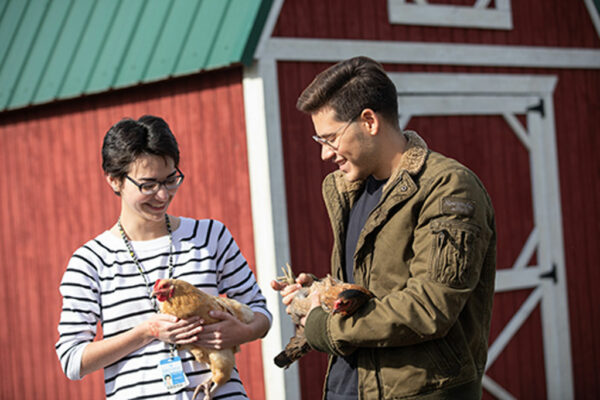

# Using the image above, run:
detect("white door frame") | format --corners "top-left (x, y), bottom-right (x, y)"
top-left (386, 0), bottom-right (513, 30)
top-left (389, 72), bottom-right (573, 400)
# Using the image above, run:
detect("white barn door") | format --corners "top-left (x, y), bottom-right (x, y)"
top-left (390, 73), bottom-right (573, 400)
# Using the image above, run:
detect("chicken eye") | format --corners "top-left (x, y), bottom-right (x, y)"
top-left (154, 279), bottom-right (167, 291)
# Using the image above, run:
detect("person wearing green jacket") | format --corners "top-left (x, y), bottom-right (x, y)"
top-left (272, 56), bottom-right (496, 399)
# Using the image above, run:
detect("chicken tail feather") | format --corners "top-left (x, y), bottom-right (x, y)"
top-left (274, 337), bottom-right (312, 368)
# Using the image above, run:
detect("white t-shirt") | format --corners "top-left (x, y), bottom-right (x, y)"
top-left (56, 217), bottom-right (271, 399)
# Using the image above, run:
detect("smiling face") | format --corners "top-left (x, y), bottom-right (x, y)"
top-left (311, 107), bottom-right (380, 183)
top-left (107, 154), bottom-right (179, 228)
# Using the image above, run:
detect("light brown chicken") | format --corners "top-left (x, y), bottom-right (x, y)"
top-left (274, 264), bottom-right (374, 368)
top-left (151, 278), bottom-right (254, 400)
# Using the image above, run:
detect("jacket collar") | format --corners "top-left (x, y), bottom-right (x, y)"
top-left (382, 130), bottom-right (428, 192)
top-left (330, 130), bottom-right (429, 195)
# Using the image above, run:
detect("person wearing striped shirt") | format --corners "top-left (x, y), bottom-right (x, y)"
top-left (56, 115), bottom-right (271, 399)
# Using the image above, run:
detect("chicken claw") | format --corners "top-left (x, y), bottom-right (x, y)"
top-left (192, 379), bottom-right (215, 400)
top-left (276, 263), bottom-right (295, 285)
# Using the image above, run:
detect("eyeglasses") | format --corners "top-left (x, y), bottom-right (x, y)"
top-left (312, 112), bottom-right (361, 151)
top-left (125, 168), bottom-right (185, 195)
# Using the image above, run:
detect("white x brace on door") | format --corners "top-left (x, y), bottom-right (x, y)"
top-left (388, 73), bottom-right (573, 400)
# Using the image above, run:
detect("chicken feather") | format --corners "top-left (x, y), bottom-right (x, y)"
top-left (152, 278), bottom-right (254, 400)
top-left (274, 264), bottom-right (374, 368)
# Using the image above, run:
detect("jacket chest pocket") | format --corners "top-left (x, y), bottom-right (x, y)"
top-left (429, 220), bottom-right (481, 289)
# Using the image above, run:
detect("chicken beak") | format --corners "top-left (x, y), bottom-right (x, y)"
top-left (151, 279), bottom-right (160, 297)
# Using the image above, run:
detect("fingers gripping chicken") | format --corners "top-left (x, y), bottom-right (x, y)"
top-left (274, 264), bottom-right (374, 368)
top-left (151, 279), bottom-right (254, 400)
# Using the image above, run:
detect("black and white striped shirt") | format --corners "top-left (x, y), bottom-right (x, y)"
top-left (56, 217), bottom-right (271, 399)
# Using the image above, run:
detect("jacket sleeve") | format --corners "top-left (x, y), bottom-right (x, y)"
top-left (305, 167), bottom-right (495, 356)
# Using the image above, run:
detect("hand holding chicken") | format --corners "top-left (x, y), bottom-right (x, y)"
top-left (271, 264), bottom-right (374, 368)
top-left (151, 279), bottom-right (254, 400)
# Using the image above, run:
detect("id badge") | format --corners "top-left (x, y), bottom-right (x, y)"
top-left (158, 355), bottom-right (189, 394)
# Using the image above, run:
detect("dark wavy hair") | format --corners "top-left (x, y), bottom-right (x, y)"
top-left (101, 115), bottom-right (180, 180)
top-left (296, 56), bottom-right (399, 127)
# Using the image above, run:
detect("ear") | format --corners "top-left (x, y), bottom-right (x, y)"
top-left (359, 108), bottom-right (380, 136)
top-left (106, 174), bottom-right (123, 195)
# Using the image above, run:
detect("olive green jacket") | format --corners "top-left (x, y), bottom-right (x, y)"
top-left (305, 131), bottom-right (496, 399)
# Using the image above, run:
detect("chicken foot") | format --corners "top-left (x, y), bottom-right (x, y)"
top-left (191, 379), bottom-right (216, 400)
top-left (276, 263), bottom-right (296, 285)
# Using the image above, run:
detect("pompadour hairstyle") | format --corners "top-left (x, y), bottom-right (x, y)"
top-left (296, 56), bottom-right (399, 126)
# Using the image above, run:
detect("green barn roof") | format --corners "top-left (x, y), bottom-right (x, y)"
top-left (0, 0), bottom-right (272, 111)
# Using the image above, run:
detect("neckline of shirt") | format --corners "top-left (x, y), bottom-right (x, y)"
top-left (101, 217), bottom-right (193, 251)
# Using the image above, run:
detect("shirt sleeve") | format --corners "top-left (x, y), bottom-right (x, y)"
top-left (213, 222), bottom-right (272, 325)
top-left (55, 248), bottom-right (102, 380)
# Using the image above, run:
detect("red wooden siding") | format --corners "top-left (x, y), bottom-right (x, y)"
top-left (273, 0), bottom-right (600, 49)
top-left (0, 67), bottom-right (266, 400)
top-left (277, 57), bottom-right (600, 399)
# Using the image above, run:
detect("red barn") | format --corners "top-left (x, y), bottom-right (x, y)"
top-left (0, 1), bottom-right (598, 399)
